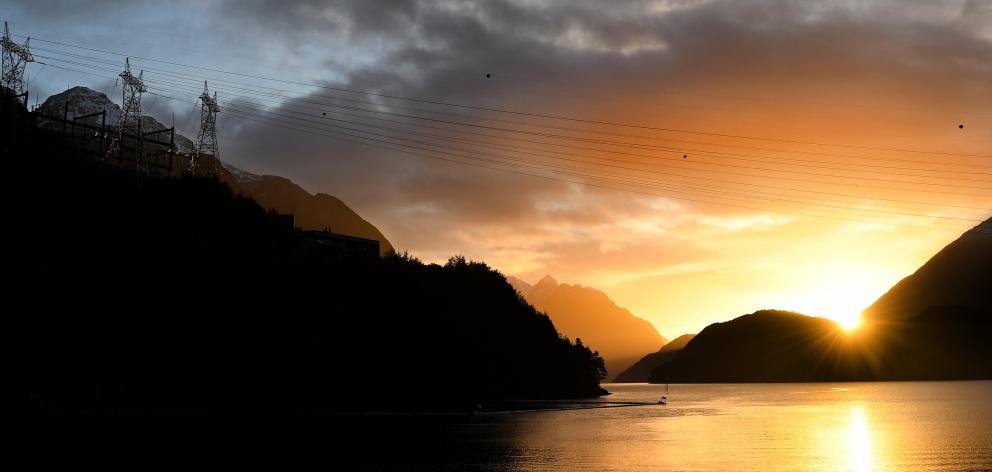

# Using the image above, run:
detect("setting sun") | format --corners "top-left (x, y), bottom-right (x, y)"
top-left (833, 312), bottom-right (863, 332)
top-left (762, 278), bottom-right (881, 335)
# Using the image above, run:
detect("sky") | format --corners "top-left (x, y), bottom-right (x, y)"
top-left (7, 0), bottom-right (991, 337)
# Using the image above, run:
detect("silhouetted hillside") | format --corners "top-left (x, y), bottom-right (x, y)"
top-left (508, 275), bottom-right (667, 380)
top-left (854, 217), bottom-right (992, 379)
top-left (863, 306), bottom-right (992, 379)
top-left (614, 334), bottom-right (695, 383)
top-left (864, 218), bottom-right (991, 321)
top-left (8, 111), bottom-right (606, 417)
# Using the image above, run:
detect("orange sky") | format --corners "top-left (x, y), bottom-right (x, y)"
top-left (471, 80), bottom-right (991, 336)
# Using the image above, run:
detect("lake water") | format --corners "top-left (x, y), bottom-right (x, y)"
top-left (341, 382), bottom-right (992, 471)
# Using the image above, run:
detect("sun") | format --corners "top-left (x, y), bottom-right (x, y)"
top-left (793, 301), bottom-right (865, 332)
top-left (785, 284), bottom-right (873, 333)
top-left (833, 312), bottom-right (862, 332)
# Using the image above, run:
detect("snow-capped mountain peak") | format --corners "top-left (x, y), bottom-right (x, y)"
top-left (38, 86), bottom-right (122, 123)
top-left (222, 162), bottom-right (262, 184)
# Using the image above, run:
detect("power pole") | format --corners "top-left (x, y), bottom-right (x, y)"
top-left (191, 81), bottom-right (219, 175)
top-left (1, 21), bottom-right (35, 99)
top-left (105, 58), bottom-right (146, 164)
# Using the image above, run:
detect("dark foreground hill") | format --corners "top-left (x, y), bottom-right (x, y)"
top-left (855, 218), bottom-right (991, 379)
top-left (614, 334), bottom-right (694, 383)
top-left (7, 108), bottom-right (606, 417)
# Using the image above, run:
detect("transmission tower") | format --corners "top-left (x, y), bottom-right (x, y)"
top-left (191, 81), bottom-right (219, 174)
top-left (1, 21), bottom-right (35, 96)
top-left (105, 58), bottom-right (146, 162)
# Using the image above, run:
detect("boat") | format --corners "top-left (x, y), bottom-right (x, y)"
top-left (658, 382), bottom-right (669, 405)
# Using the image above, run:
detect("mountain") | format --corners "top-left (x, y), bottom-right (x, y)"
top-left (37, 86), bottom-right (393, 255)
top-left (648, 310), bottom-right (871, 383)
top-left (509, 275), bottom-right (667, 381)
top-left (863, 217), bottom-right (992, 322)
top-left (865, 305), bottom-right (991, 379)
top-left (38, 86), bottom-right (122, 123)
top-left (224, 164), bottom-right (394, 256)
top-left (505, 274), bottom-right (532, 295)
top-left (614, 334), bottom-right (695, 383)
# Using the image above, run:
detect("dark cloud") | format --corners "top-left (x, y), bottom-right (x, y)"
top-left (216, 1), bottom-right (990, 261)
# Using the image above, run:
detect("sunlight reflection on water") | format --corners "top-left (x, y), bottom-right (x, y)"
top-left (338, 382), bottom-right (992, 471)
top-left (489, 382), bottom-right (992, 471)
top-left (848, 404), bottom-right (873, 472)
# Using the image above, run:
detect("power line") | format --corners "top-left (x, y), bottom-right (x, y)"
top-left (143, 87), bottom-right (986, 224)
top-left (31, 46), bottom-right (992, 172)
top-left (142, 80), bottom-right (992, 201)
top-left (40, 59), bottom-right (992, 207)
top-left (33, 54), bottom-right (992, 192)
top-left (134, 69), bottom-right (992, 179)
top-left (29, 52), bottom-right (990, 230)
top-left (17, 33), bottom-right (992, 159)
top-left (143, 80), bottom-right (992, 194)
top-left (216, 109), bottom-right (983, 232)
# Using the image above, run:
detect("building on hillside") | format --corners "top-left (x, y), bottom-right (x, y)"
top-left (299, 228), bottom-right (380, 258)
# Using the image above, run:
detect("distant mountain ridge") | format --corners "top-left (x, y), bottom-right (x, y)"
top-left (37, 86), bottom-right (393, 255)
top-left (507, 275), bottom-right (667, 381)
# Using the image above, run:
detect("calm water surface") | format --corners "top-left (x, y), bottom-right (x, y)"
top-left (351, 382), bottom-right (992, 471)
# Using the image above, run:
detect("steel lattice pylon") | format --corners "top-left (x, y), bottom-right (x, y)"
top-left (105, 58), bottom-right (146, 162)
top-left (1, 21), bottom-right (34, 96)
top-left (191, 81), bottom-right (220, 174)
